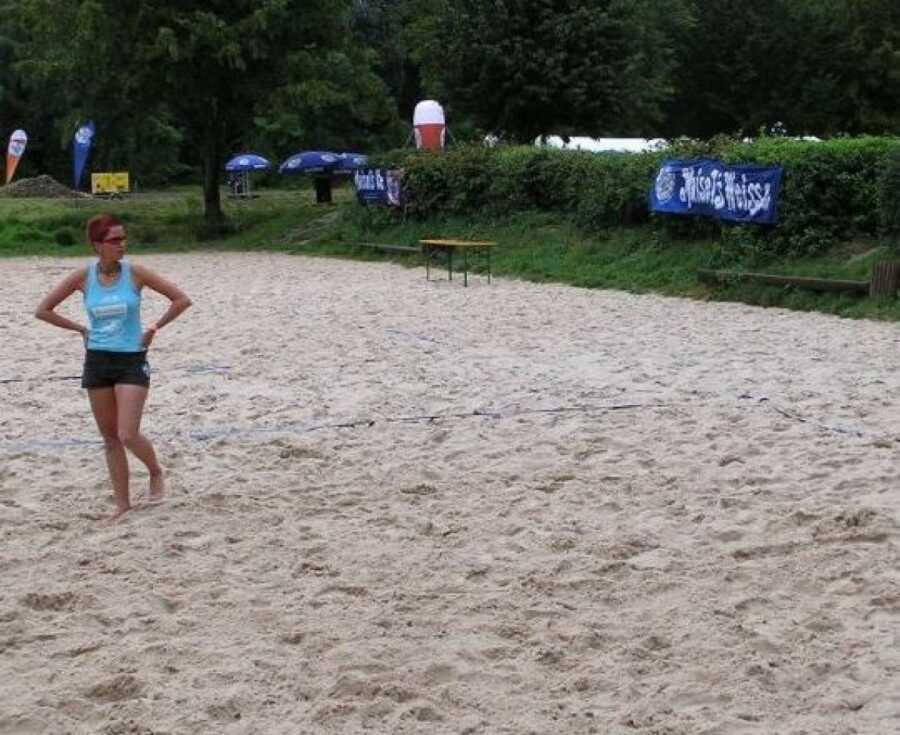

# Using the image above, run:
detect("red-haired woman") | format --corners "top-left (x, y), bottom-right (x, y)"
top-left (35, 214), bottom-right (192, 522)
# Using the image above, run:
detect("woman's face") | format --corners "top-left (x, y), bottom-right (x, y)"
top-left (94, 224), bottom-right (126, 260)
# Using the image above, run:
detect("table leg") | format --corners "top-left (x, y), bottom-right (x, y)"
top-left (464, 249), bottom-right (468, 287)
top-left (488, 247), bottom-right (492, 284)
top-left (448, 249), bottom-right (453, 281)
top-left (425, 245), bottom-right (430, 281)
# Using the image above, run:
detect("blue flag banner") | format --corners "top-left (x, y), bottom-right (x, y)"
top-left (650, 159), bottom-right (783, 224)
top-left (73, 121), bottom-right (95, 190)
top-left (354, 168), bottom-right (403, 207)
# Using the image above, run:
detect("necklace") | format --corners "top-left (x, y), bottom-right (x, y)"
top-left (99, 264), bottom-right (120, 277)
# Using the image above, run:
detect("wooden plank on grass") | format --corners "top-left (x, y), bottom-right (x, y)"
top-left (356, 242), bottom-right (420, 253)
top-left (697, 269), bottom-right (870, 295)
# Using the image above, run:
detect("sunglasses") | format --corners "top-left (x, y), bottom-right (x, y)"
top-left (101, 236), bottom-right (127, 245)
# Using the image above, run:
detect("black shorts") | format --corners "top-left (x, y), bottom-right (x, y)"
top-left (82, 350), bottom-right (151, 389)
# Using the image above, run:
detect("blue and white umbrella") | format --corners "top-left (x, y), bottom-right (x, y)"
top-left (225, 153), bottom-right (271, 172)
top-left (278, 151), bottom-right (342, 175)
top-left (332, 152), bottom-right (369, 175)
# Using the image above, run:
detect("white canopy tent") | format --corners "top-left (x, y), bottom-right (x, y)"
top-left (535, 136), bottom-right (668, 153)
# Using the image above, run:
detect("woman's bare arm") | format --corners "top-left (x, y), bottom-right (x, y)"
top-left (34, 268), bottom-right (88, 335)
top-left (131, 264), bottom-right (192, 345)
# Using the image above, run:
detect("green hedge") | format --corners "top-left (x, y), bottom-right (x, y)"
top-left (717, 136), bottom-right (900, 255)
top-left (879, 145), bottom-right (900, 243)
top-left (383, 136), bottom-right (900, 256)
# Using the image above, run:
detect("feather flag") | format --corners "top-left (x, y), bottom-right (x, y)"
top-left (73, 121), bottom-right (95, 190)
top-left (5, 129), bottom-right (28, 185)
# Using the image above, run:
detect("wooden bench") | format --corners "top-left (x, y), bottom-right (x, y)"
top-left (697, 269), bottom-right (869, 294)
top-left (419, 239), bottom-right (497, 287)
top-left (699, 261), bottom-right (900, 298)
top-left (355, 242), bottom-right (420, 254)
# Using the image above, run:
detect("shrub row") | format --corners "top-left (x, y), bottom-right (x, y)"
top-left (382, 136), bottom-right (900, 256)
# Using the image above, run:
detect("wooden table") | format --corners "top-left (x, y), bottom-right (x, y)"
top-left (419, 239), bottom-right (497, 287)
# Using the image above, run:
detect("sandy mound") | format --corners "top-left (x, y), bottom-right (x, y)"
top-left (0, 174), bottom-right (88, 198)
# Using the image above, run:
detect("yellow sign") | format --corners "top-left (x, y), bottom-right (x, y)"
top-left (91, 172), bottom-right (130, 194)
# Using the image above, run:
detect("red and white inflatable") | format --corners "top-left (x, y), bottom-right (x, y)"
top-left (413, 100), bottom-right (446, 151)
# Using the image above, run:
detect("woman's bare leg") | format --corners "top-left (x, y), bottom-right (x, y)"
top-left (88, 388), bottom-right (131, 521)
top-left (115, 383), bottom-right (164, 500)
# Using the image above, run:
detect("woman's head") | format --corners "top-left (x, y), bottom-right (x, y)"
top-left (86, 214), bottom-right (126, 258)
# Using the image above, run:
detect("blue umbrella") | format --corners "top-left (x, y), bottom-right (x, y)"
top-left (278, 151), bottom-right (341, 175)
top-left (225, 153), bottom-right (271, 172)
top-left (224, 153), bottom-right (271, 197)
top-left (332, 152), bottom-right (369, 175)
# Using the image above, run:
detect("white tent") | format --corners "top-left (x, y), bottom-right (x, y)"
top-left (535, 136), bottom-right (668, 153)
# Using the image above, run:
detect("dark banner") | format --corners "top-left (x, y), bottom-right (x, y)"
top-left (649, 159), bottom-right (783, 224)
top-left (73, 121), bottom-right (95, 191)
top-left (354, 168), bottom-right (402, 207)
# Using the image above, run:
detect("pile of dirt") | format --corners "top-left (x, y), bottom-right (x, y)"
top-left (0, 175), bottom-right (89, 198)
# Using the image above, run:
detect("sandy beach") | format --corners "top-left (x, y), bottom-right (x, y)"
top-left (1, 252), bottom-right (898, 734)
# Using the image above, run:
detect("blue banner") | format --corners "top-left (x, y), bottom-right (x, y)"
top-left (354, 168), bottom-right (403, 207)
top-left (650, 159), bottom-right (783, 224)
top-left (73, 121), bottom-right (95, 190)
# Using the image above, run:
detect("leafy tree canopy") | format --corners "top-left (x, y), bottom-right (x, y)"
top-left (430, 0), bottom-right (693, 142)
top-left (665, 0), bottom-right (900, 138)
top-left (17, 0), bottom-right (399, 226)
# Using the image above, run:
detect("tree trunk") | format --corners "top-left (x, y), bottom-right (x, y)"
top-left (314, 176), bottom-right (333, 204)
top-left (202, 124), bottom-right (225, 233)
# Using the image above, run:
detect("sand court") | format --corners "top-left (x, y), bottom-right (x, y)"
top-left (1, 252), bottom-right (898, 734)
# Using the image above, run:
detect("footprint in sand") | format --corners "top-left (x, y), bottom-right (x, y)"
top-left (85, 674), bottom-right (142, 703)
top-left (20, 591), bottom-right (78, 612)
top-left (205, 697), bottom-right (244, 722)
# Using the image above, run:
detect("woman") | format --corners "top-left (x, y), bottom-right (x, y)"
top-left (35, 214), bottom-right (192, 522)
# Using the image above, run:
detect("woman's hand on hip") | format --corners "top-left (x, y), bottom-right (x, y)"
top-left (141, 324), bottom-right (159, 348)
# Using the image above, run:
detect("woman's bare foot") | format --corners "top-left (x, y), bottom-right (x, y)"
top-left (148, 471), bottom-right (165, 503)
top-left (101, 504), bottom-right (133, 525)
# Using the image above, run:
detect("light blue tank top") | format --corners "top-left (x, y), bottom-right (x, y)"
top-left (83, 260), bottom-right (144, 352)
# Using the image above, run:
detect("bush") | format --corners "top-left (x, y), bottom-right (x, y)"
top-left (718, 136), bottom-right (898, 255)
top-left (139, 228), bottom-right (159, 245)
top-left (386, 136), bottom-right (900, 257)
top-left (18, 226), bottom-right (47, 243)
top-left (401, 145), bottom-right (501, 218)
top-left (396, 143), bottom-right (665, 226)
top-left (53, 228), bottom-right (77, 246)
top-left (574, 151), bottom-right (665, 230)
top-left (878, 145), bottom-right (900, 241)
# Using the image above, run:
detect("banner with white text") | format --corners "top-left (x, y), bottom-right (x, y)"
top-left (649, 159), bottom-right (783, 225)
top-left (354, 169), bottom-right (403, 207)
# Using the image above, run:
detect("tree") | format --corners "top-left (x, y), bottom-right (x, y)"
top-left (254, 45), bottom-right (405, 156)
top-left (663, 0), bottom-right (795, 137)
top-left (0, 0), bottom-right (45, 179)
top-left (0, 1), bottom-right (24, 136)
top-left (815, 0), bottom-right (900, 134)
top-left (18, 0), bottom-right (393, 228)
top-left (350, 0), bottom-right (444, 123)
top-left (663, 0), bottom-right (900, 138)
top-left (430, 0), bottom-right (693, 142)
